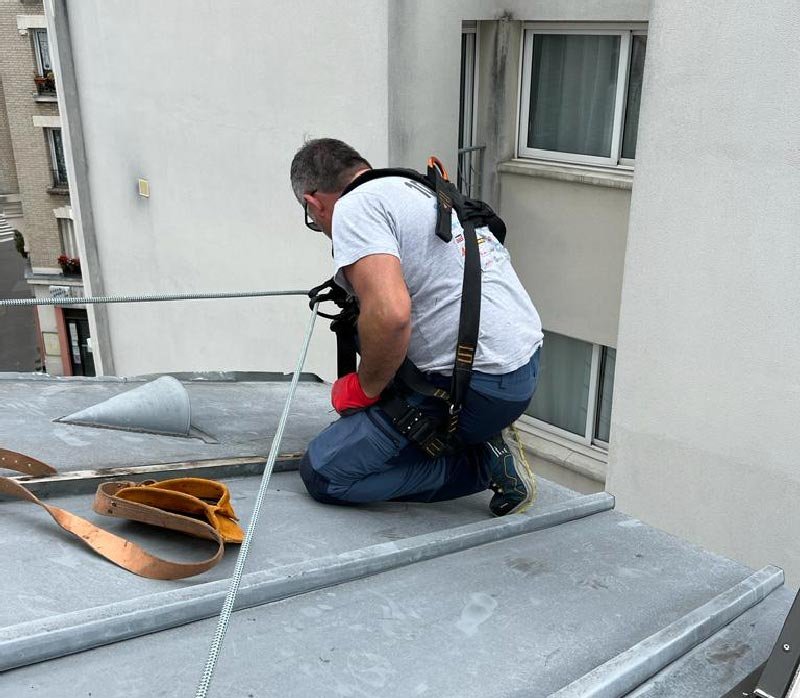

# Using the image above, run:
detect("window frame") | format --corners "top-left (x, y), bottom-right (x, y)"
top-left (58, 216), bottom-right (78, 259)
top-left (459, 24), bottom-right (478, 150)
top-left (517, 22), bottom-right (646, 168)
top-left (32, 28), bottom-right (51, 76)
top-left (46, 128), bottom-right (68, 187)
top-left (520, 340), bottom-right (615, 449)
top-left (617, 29), bottom-right (647, 167)
top-left (458, 24), bottom-right (482, 198)
top-left (592, 345), bottom-right (616, 448)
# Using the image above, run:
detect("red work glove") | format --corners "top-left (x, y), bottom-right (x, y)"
top-left (331, 372), bottom-right (381, 416)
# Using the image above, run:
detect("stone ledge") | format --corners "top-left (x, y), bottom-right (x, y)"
top-left (499, 158), bottom-right (634, 190)
top-left (514, 419), bottom-right (607, 485)
top-left (25, 271), bottom-right (83, 286)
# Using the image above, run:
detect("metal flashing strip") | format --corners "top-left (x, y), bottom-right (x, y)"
top-left (0, 492), bottom-right (613, 671)
top-left (550, 565), bottom-right (785, 698)
top-left (0, 371), bottom-right (322, 383)
top-left (0, 454), bottom-right (303, 499)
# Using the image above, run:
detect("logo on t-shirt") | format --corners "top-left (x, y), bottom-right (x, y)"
top-left (404, 180), bottom-right (434, 199)
top-left (454, 226), bottom-right (507, 269)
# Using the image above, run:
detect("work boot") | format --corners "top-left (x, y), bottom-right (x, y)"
top-left (485, 429), bottom-right (536, 517)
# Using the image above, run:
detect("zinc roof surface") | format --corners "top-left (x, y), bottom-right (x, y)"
top-left (0, 374), bottom-right (792, 697)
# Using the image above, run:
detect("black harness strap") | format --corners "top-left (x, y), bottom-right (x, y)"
top-left (448, 214), bottom-right (481, 434)
top-left (341, 166), bottom-right (456, 244)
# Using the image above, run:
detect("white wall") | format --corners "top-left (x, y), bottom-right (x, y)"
top-left (54, 0), bottom-right (391, 380)
top-left (501, 174), bottom-right (631, 348)
top-left (608, 1), bottom-right (800, 583)
top-left (50, 0), bottom-right (651, 379)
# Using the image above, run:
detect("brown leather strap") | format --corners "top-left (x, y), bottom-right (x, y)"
top-left (0, 454), bottom-right (229, 580)
top-left (0, 448), bottom-right (57, 477)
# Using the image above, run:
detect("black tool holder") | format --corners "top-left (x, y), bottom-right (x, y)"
top-left (307, 277), bottom-right (359, 378)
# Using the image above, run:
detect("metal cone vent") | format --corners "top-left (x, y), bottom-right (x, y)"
top-left (58, 376), bottom-right (192, 437)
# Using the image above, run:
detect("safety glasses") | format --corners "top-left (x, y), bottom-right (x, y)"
top-left (303, 194), bottom-right (322, 233)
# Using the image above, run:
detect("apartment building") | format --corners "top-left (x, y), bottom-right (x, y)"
top-left (46, 1), bottom-right (800, 583)
top-left (0, 0), bottom-right (93, 376)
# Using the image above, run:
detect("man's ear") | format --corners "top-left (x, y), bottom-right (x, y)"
top-left (304, 192), bottom-right (327, 216)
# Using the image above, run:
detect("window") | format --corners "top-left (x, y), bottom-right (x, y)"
top-left (32, 29), bottom-right (56, 96)
top-left (458, 27), bottom-right (477, 151)
top-left (457, 24), bottom-right (483, 199)
top-left (47, 129), bottom-right (68, 188)
top-left (58, 217), bottom-right (78, 258)
top-left (524, 331), bottom-right (617, 447)
top-left (518, 25), bottom-right (647, 167)
top-left (594, 346), bottom-right (616, 443)
top-left (33, 29), bottom-right (51, 75)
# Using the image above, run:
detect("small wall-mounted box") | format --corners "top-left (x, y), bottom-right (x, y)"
top-left (138, 179), bottom-right (150, 198)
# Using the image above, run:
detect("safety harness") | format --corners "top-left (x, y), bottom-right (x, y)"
top-left (310, 158), bottom-right (507, 458)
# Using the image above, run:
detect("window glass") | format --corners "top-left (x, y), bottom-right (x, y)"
top-left (594, 346), bottom-right (616, 442)
top-left (526, 331), bottom-right (593, 436)
top-left (621, 35), bottom-right (647, 160)
top-left (34, 30), bottom-right (51, 73)
top-left (50, 129), bottom-right (68, 185)
top-left (458, 32), bottom-right (476, 150)
top-left (527, 34), bottom-right (620, 158)
top-left (59, 218), bottom-right (77, 258)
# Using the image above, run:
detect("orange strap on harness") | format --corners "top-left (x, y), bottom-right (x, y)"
top-left (427, 155), bottom-right (449, 181)
top-left (0, 448), bottom-right (243, 580)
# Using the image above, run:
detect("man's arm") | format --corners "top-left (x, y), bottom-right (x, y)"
top-left (343, 253), bottom-right (411, 397)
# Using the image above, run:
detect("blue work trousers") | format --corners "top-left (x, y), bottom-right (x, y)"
top-left (299, 350), bottom-right (540, 504)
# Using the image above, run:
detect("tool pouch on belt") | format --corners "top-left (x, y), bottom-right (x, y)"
top-left (0, 447), bottom-right (244, 580)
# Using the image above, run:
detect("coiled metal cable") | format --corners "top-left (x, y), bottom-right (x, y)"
top-left (195, 304), bottom-right (319, 698)
top-left (0, 289), bottom-right (309, 307)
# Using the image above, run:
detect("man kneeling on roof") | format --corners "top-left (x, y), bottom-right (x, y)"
top-left (290, 138), bottom-right (543, 517)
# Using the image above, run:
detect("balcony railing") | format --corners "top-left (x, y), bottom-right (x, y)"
top-left (457, 145), bottom-right (485, 200)
top-left (34, 73), bottom-right (56, 96)
top-left (51, 168), bottom-right (69, 190)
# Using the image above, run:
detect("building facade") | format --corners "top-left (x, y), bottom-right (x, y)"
top-left (0, 0), bottom-right (93, 376)
top-left (46, 0), bottom-right (800, 583)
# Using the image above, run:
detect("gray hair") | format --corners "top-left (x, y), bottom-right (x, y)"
top-left (290, 138), bottom-right (371, 203)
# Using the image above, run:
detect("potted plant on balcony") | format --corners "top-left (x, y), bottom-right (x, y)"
top-left (33, 70), bottom-right (56, 95)
top-left (58, 255), bottom-right (81, 276)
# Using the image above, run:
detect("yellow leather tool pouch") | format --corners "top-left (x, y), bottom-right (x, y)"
top-left (100, 478), bottom-right (245, 544)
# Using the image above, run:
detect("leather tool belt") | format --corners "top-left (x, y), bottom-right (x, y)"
top-left (0, 447), bottom-right (244, 579)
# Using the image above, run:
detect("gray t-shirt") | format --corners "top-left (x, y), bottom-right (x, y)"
top-left (332, 176), bottom-right (543, 375)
